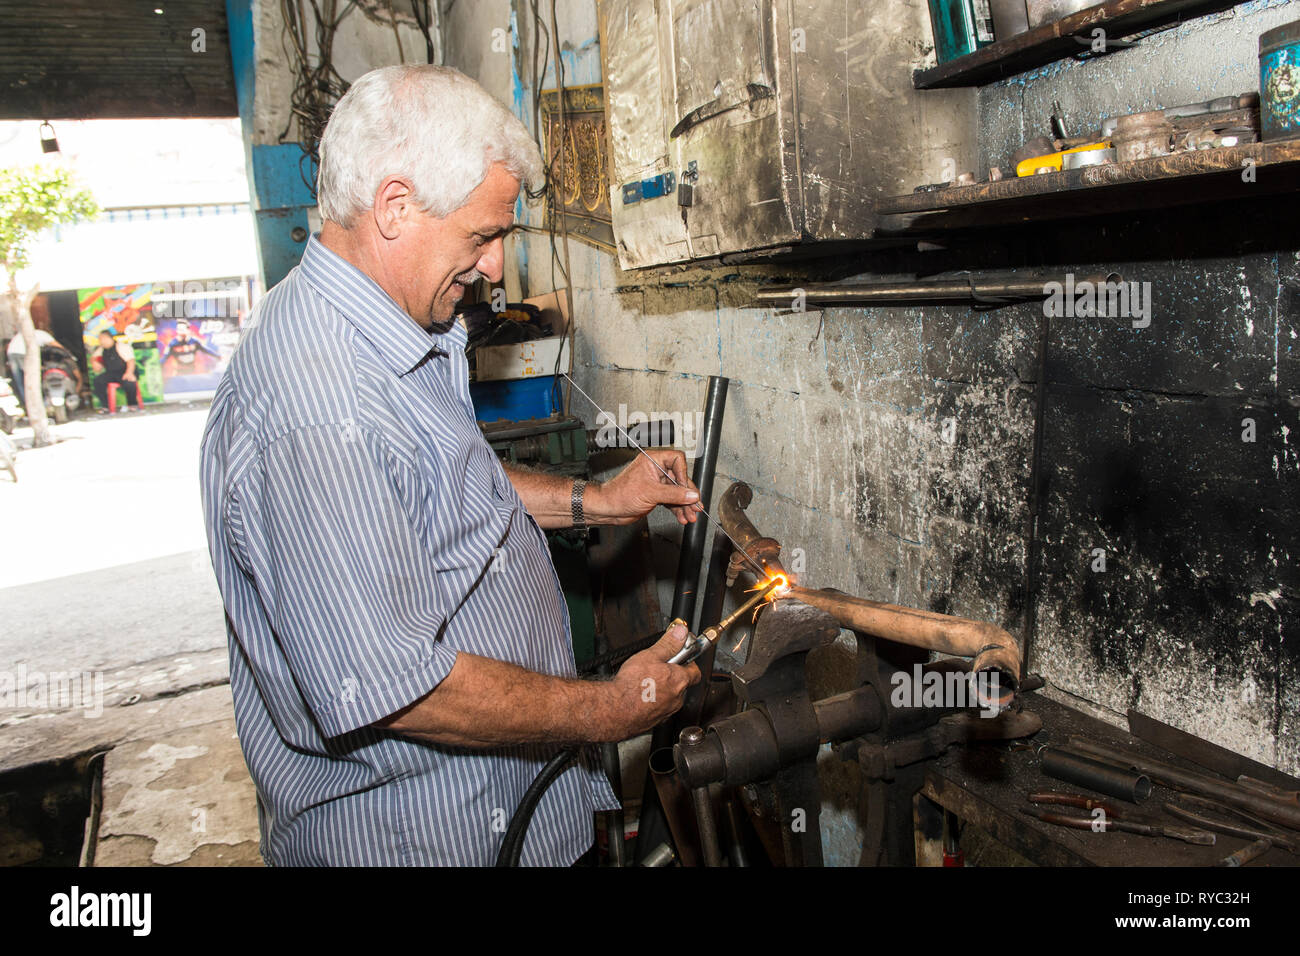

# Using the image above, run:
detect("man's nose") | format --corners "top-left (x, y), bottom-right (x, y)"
top-left (476, 236), bottom-right (506, 283)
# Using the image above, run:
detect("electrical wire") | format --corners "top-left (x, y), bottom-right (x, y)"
top-left (279, 0), bottom-right (358, 197)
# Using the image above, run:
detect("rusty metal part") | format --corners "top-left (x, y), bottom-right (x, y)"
top-left (713, 480), bottom-right (1020, 702)
top-left (1041, 747), bottom-right (1153, 803)
top-left (1237, 777), bottom-right (1300, 806)
top-left (648, 746), bottom-right (700, 868)
top-left (1067, 736), bottom-right (1300, 831)
top-left (716, 482), bottom-right (786, 585)
top-left (753, 274), bottom-right (1117, 308)
top-left (1218, 838), bottom-right (1273, 867)
top-left (1020, 805), bottom-right (1216, 845)
top-left (1029, 790), bottom-right (1122, 816)
top-left (1164, 796), bottom-right (1300, 854)
top-left (782, 585), bottom-right (1021, 704)
top-left (1126, 708), bottom-right (1300, 794)
top-left (1112, 110), bottom-right (1173, 163)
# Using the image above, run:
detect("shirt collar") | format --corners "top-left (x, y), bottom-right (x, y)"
top-left (297, 234), bottom-right (467, 376)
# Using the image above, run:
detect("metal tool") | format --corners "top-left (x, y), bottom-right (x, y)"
top-left (1126, 709), bottom-right (1300, 794)
top-left (1067, 735), bottom-right (1300, 831)
top-left (1021, 804), bottom-right (1217, 845)
top-left (1015, 141), bottom-right (1113, 176)
top-left (667, 581), bottom-right (781, 665)
top-left (1164, 794), bottom-right (1300, 854)
top-left (561, 372), bottom-right (770, 582)
top-left (1219, 838), bottom-right (1273, 867)
top-left (1041, 746), bottom-right (1152, 803)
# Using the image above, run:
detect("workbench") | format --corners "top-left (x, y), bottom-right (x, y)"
top-left (919, 693), bottom-right (1299, 867)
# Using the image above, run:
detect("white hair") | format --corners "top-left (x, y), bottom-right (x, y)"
top-left (317, 65), bottom-right (543, 227)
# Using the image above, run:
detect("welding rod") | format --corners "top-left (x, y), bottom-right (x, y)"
top-left (560, 372), bottom-right (769, 582)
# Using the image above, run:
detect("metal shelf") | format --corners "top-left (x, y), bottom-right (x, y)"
top-left (875, 140), bottom-right (1300, 232)
top-left (913, 0), bottom-right (1243, 89)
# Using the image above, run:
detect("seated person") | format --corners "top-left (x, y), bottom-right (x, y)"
top-left (91, 330), bottom-right (139, 410)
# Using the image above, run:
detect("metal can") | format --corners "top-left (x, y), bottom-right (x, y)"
top-left (1260, 19), bottom-right (1300, 141)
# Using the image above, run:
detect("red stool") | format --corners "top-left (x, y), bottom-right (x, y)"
top-left (106, 382), bottom-right (144, 413)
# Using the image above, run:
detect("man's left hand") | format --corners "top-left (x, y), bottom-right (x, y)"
top-left (587, 450), bottom-right (702, 526)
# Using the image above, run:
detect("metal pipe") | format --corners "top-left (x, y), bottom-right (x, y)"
top-left (679, 728), bottom-right (724, 871)
top-left (754, 274), bottom-right (1122, 307)
top-left (713, 480), bottom-right (1019, 705)
top-left (648, 747), bottom-right (701, 867)
top-left (1041, 747), bottom-right (1153, 803)
top-left (784, 586), bottom-right (1021, 706)
top-left (691, 784), bottom-right (723, 867)
top-left (637, 377), bottom-right (729, 865)
top-left (722, 795), bottom-right (750, 867)
top-left (640, 842), bottom-right (676, 867)
top-left (1068, 736), bottom-right (1300, 831)
top-left (671, 376), bottom-right (728, 624)
top-left (592, 629), bottom-right (627, 867)
top-left (716, 482), bottom-right (786, 583)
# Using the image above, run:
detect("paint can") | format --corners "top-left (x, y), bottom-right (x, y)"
top-left (1260, 19), bottom-right (1300, 141)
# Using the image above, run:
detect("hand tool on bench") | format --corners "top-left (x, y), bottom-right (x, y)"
top-left (1067, 735), bottom-right (1300, 831)
top-left (1164, 794), bottom-right (1300, 855)
top-left (1022, 796), bottom-right (1217, 845)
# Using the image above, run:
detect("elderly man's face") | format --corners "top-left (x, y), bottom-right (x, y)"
top-left (399, 163), bottom-right (519, 327)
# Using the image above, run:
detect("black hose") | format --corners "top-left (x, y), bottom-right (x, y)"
top-left (495, 622), bottom-right (688, 866)
top-left (495, 746), bottom-right (579, 867)
top-left (576, 629), bottom-right (661, 676)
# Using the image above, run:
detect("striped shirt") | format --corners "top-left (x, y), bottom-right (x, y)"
top-left (200, 235), bottom-right (617, 866)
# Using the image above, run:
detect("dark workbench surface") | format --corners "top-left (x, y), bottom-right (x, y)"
top-left (923, 693), bottom-right (1299, 867)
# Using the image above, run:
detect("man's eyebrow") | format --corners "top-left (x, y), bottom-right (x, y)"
top-left (477, 222), bottom-right (518, 238)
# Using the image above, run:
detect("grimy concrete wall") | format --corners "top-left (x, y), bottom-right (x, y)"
top-left (448, 0), bottom-right (1299, 861)
top-left (477, 0), bottom-right (1297, 756)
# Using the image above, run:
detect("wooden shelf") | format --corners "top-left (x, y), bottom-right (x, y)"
top-left (914, 0), bottom-right (1243, 89)
top-left (875, 140), bottom-right (1300, 232)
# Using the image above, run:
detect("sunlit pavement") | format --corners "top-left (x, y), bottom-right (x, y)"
top-left (1, 403), bottom-right (227, 679)
top-left (0, 404), bottom-right (255, 865)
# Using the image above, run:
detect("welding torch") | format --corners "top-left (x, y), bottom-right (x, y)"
top-left (667, 579), bottom-right (784, 666)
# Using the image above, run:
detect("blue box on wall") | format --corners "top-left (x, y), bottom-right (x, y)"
top-left (470, 376), bottom-right (561, 424)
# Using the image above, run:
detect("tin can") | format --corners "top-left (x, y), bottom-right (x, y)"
top-left (1260, 19), bottom-right (1300, 141)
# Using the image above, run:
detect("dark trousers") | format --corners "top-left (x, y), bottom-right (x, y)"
top-left (8, 359), bottom-right (25, 410)
top-left (94, 372), bottom-right (138, 408)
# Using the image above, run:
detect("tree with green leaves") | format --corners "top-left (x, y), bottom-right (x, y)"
top-left (0, 165), bottom-right (98, 446)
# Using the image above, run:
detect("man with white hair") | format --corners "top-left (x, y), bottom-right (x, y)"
top-left (201, 66), bottom-right (702, 865)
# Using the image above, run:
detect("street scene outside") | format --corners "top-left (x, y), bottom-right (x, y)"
top-left (1, 117), bottom-right (261, 865)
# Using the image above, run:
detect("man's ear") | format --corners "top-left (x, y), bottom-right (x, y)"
top-left (372, 176), bottom-right (414, 239)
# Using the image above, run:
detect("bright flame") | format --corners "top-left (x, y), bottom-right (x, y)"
top-left (750, 572), bottom-right (789, 601)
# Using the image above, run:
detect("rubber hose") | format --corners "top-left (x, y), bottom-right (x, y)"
top-left (495, 745), bottom-right (579, 867)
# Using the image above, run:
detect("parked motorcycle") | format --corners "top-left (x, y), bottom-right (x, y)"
top-left (40, 345), bottom-right (83, 424)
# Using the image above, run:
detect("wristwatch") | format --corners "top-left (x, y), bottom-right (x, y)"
top-left (571, 478), bottom-right (588, 530)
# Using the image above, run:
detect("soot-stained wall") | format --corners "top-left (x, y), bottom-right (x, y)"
top-left (450, 0), bottom-right (1299, 813)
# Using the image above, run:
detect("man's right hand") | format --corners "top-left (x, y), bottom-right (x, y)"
top-left (600, 622), bottom-right (702, 739)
